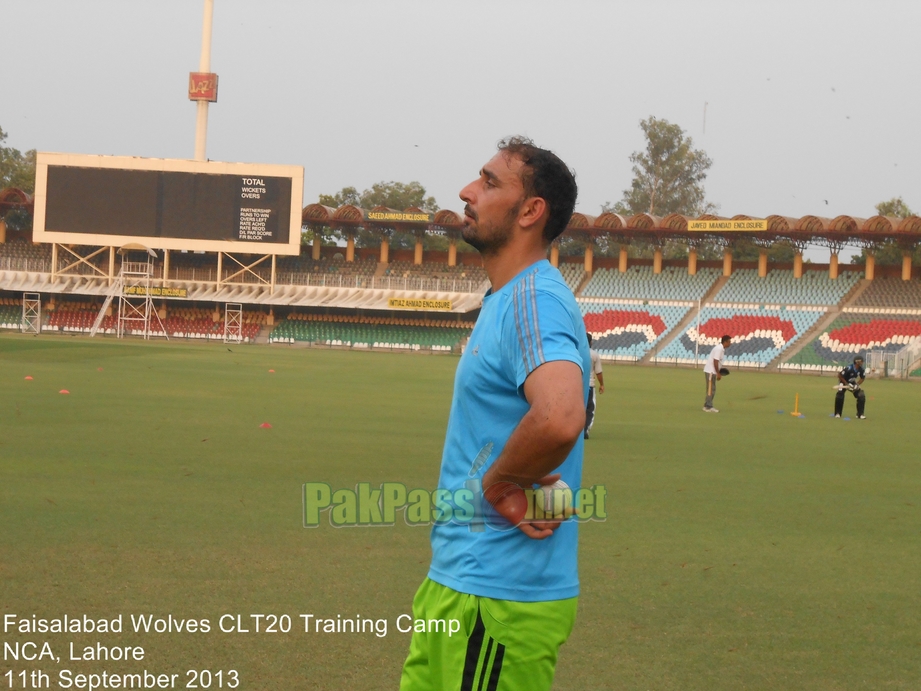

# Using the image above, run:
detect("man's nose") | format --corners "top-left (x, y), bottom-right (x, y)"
top-left (459, 182), bottom-right (476, 204)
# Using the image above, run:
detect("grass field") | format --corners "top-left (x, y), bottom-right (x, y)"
top-left (1, 333), bottom-right (919, 690)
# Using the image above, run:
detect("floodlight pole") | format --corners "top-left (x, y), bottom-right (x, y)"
top-left (694, 298), bottom-right (701, 364)
top-left (194, 0), bottom-right (215, 161)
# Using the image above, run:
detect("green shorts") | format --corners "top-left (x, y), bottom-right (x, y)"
top-left (399, 578), bottom-right (578, 691)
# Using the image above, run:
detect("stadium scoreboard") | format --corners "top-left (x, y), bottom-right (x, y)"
top-left (33, 153), bottom-right (304, 255)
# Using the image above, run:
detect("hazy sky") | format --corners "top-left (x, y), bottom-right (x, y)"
top-left (2, 0), bottom-right (919, 261)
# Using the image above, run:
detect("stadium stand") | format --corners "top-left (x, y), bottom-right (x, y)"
top-left (0, 296), bottom-right (21, 329)
top-left (42, 301), bottom-right (265, 341)
top-left (848, 277), bottom-right (921, 310)
top-left (269, 313), bottom-right (473, 351)
top-left (163, 307), bottom-right (264, 341)
top-left (581, 266), bottom-right (720, 301)
top-left (655, 306), bottom-right (824, 367)
top-left (383, 261), bottom-right (486, 283)
top-left (712, 269), bottom-right (862, 306)
top-left (782, 313), bottom-right (921, 370)
top-left (557, 262), bottom-right (585, 292)
top-left (582, 303), bottom-right (690, 361)
top-left (46, 301), bottom-right (116, 333)
top-left (0, 240), bottom-right (52, 272)
top-left (276, 255), bottom-right (377, 277)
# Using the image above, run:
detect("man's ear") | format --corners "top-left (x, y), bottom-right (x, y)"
top-left (517, 196), bottom-right (548, 231)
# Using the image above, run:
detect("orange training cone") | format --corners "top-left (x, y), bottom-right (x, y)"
top-left (259, 422), bottom-right (272, 428)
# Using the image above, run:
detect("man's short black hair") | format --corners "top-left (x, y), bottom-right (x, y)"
top-left (721, 334), bottom-right (732, 344)
top-left (497, 136), bottom-right (577, 244)
top-left (586, 332), bottom-right (593, 346)
top-left (854, 356), bottom-right (864, 363)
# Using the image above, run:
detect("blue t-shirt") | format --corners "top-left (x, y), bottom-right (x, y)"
top-left (427, 260), bottom-right (591, 602)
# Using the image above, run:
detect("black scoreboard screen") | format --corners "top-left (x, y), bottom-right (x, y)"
top-left (34, 154), bottom-right (304, 255)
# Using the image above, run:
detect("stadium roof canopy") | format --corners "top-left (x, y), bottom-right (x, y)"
top-left (303, 202), bottom-right (921, 247)
top-left (3, 184), bottom-right (919, 248)
top-left (0, 187), bottom-right (33, 213)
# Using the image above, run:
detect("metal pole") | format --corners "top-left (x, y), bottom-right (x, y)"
top-left (694, 298), bottom-right (701, 364)
top-left (194, 0), bottom-right (214, 161)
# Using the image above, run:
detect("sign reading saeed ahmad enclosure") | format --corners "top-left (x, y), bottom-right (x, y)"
top-left (366, 210), bottom-right (433, 223)
top-left (387, 298), bottom-right (452, 311)
top-left (689, 219), bottom-right (768, 231)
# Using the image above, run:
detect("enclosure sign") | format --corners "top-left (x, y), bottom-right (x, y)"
top-left (387, 298), bottom-right (452, 311)
top-left (366, 211), bottom-right (433, 223)
top-left (124, 286), bottom-right (188, 298)
top-left (689, 219), bottom-right (767, 231)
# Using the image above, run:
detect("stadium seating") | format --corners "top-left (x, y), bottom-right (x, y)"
top-left (45, 301), bottom-right (110, 333)
top-left (0, 240), bottom-right (52, 272)
top-left (712, 269), bottom-right (862, 306)
top-left (581, 303), bottom-right (690, 360)
top-left (277, 255), bottom-right (378, 277)
top-left (581, 266), bottom-right (720, 301)
top-left (43, 301), bottom-right (266, 341)
top-left (655, 306), bottom-right (823, 367)
top-left (0, 297), bottom-right (21, 329)
top-left (383, 261), bottom-right (486, 283)
top-left (269, 313), bottom-right (473, 351)
top-left (557, 262), bottom-right (585, 292)
top-left (784, 313), bottom-right (921, 369)
top-left (849, 277), bottom-right (921, 310)
top-left (163, 307), bottom-right (264, 341)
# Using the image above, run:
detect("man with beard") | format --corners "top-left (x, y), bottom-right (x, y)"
top-left (399, 137), bottom-right (590, 691)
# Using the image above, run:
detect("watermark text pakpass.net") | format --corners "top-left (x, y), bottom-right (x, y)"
top-left (303, 482), bottom-right (607, 528)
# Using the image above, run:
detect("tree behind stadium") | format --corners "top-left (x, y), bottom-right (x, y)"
top-left (316, 181), bottom-right (465, 251)
top-left (0, 125), bottom-right (37, 233)
top-left (598, 117), bottom-right (718, 260)
top-left (606, 116), bottom-right (716, 218)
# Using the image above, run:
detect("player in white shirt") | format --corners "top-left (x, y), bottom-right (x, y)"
top-left (702, 335), bottom-right (731, 412)
top-left (584, 333), bottom-right (604, 438)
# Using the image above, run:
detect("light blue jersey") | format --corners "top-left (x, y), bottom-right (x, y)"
top-left (428, 260), bottom-right (591, 602)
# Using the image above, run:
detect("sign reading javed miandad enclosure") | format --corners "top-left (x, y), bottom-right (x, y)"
top-left (33, 153), bottom-right (304, 255)
top-left (688, 219), bottom-right (768, 232)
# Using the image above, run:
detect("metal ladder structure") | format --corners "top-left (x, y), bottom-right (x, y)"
top-left (89, 276), bottom-right (124, 338)
top-left (21, 293), bottom-right (41, 334)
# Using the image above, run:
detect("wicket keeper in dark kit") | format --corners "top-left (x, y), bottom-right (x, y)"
top-left (834, 356), bottom-right (867, 419)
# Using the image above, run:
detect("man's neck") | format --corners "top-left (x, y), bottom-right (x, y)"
top-left (481, 240), bottom-right (548, 293)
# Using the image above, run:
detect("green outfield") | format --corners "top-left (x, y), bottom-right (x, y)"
top-left (1, 333), bottom-right (919, 690)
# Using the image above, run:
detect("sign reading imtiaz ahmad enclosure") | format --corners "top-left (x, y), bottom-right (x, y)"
top-left (387, 298), bottom-right (452, 311)
top-left (689, 219), bottom-right (768, 231)
top-left (124, 286), bottom-right (188, 298)
top-left (366, 211), bottom-right (434, 223)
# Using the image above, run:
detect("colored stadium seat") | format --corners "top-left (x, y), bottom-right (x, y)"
top-left (787, 313), bottom-right (921, 368)
top-left (582, 266), bottom-right (720, 301)
top-left (581, 303), bottom-right (690, 360)
top-left (656, 307), bottom-right (823, 367)
top-left (269, 313), bottom-right (473, 351)
top-left (713, 268), bottom-right (862, 306)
